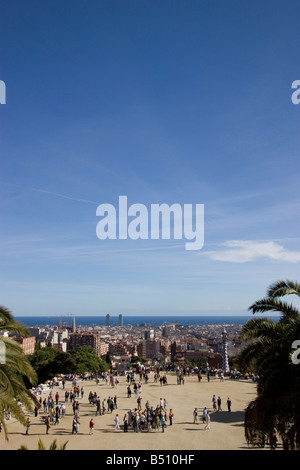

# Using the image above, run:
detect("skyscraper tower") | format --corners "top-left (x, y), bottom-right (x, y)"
top-left (106, 314), bottom-right (110, 327)
top-left (221, 327), bottom-right (230, 373)
top-left (118, 314), bottom-right (123, 327)
top-left (72, 315), bottom-right (76, 333)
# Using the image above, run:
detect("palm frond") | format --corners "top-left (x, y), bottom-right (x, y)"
top-left (0, 306), bottom-right (30, 336)
top-left (267, 280), bottom-right (300, 299)
top-left (248, 297), bottom-right (300, 320)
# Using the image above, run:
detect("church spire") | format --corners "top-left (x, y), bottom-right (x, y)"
top-left (222, 327), bottom-right (230, 373)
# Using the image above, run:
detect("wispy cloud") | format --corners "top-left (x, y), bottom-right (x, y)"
top-left (203, 240), bottom-right (300, 263)
top-left (28, 188), bottom-right (100, 205)
top-left (0, 181), bottom-right (100, 205)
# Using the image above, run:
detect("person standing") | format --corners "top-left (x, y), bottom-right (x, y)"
top-left (137, 396), bottom-right (142, 411)
top-left (212, 395), bottom-right (217, 411)
top-left (217, 396), bottom-right (222, 411)
top-left (25, 417), bottom-right (31, 435)
top-left (123, 414), bottom-right (128, 432)
top-left (169, 409), bottom-right (174, 426)
top-left (72, 417), bottom-right (77, 434)
top-left (227, 397), bottom-right (231, 412)
top-left (45, 415), bottom-right (50, 435)
top-left (161, 414), bottom-right (166, 433)
top-left (193, 408), bottom-right (198, 424)
top-left (89, 418), bottom-right (94, 435)
top-left (96, 398), bottom-right (102, 416)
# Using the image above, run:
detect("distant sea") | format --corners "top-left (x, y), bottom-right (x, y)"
top-left (15, 315), bottom-right (279, 328)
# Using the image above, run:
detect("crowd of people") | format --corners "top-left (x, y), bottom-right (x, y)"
top-left (30, 370), bottom-right (176, 436)
top-left (118, 398), bottom-right (174, 433)
top-left (19, 367), bottom-right (263, 444)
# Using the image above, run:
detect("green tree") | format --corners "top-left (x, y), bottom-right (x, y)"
top-left (29, 346), bottom-right (73, 383)
top-left (67, 347), bottom-right (110, 374)
top-left (0, 306), bottom-right (39, 440)
top-left (131, 355), bottom-right (146, 364)
top-left (239, 280), bottom-right (300, 450)
top-left (29, 346), bottom-right (110, 383)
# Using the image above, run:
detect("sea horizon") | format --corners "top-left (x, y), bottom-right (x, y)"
top-left (15, 314), bottom-right (280, 328)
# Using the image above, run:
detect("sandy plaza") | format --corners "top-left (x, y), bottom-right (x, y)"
top-left (0, 371), bottom-right (262, 451)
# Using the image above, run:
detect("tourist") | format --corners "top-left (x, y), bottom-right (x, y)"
top-left (202, 407), bottom-right (208, 423)
top-left (204, 411), bottom-right (211, 430)
top-left (45, 415), bottom-right (50, 434)
top-left (227, 397), bottom-right (231, 412)
top-left (270, 428), bottom-right (278, 450)
top-left (212, 395), bottom-right (217, 411)
top-left (160, 414), bottom-right (166, 433)
top-left (89, 418), bottom-right (94, 435)
top-left (169, 409), bottom-right (174, 426)
top-left (123, 414), bottom-right (128, 432)
top-left (133, 414), bottom-right (139, 433)
top-left (96, 398), bottom-right (102, 416)
top-left (114, 414), bottom-right (120, 430)
top-left (25, 417), bottom-right (30, 435)
top-left (137, 396), bottom-right (142, 410)
top-left (72, 415), bottom-right (79, 434)
top-left (193, 408), bottom-right (198, 424)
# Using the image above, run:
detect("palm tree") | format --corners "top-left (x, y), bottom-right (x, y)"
top-left (19, 438), bottom-right (68, 450)
top-left (0, 306), bottom-right (40, 440)
top-left (239, 280), bottom-right (300, 450)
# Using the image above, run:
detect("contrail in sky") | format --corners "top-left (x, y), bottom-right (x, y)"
top-left (1, 181), bottom-right (99, 205)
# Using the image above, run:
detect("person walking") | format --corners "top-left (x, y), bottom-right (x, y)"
top-left (204, 411), bottom-right (211, 430)
top-left (202, 407), bottom-right (208, 424)
top-left (114, 414), bottom-right (120, 430)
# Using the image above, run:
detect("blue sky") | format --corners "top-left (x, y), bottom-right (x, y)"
top-left (0, 0), bottom-right (299, 317)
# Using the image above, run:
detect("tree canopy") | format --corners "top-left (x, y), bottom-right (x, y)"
top-left (29, 346), bottom-right (110, 383)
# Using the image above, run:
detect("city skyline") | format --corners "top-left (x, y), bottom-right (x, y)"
top-left (1, 1), bottom-right (299, 318)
